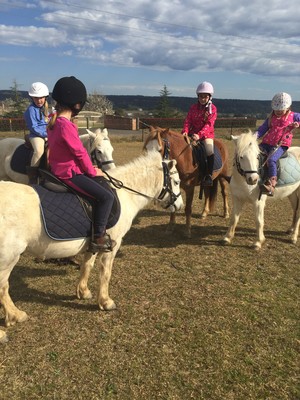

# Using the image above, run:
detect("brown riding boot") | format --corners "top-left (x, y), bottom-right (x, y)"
top-left (89, 233), bottom-right (116, 253)
top-left (261, 176), bottom-right (277, 196)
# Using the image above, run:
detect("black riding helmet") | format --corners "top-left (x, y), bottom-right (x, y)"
top-left (52, 76), bottom-right (87, 115)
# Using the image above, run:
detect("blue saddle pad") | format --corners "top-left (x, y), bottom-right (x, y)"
top-left (213, 146), bottom-right (222, 172)
top-left (10, 144), bottom-right (32, 174)
top-left (33, 185), bottom-right (92, 240)
top-left (278, 153), bottom-right (300, 186)
top-left (193, 143), bottom-right (222, 172)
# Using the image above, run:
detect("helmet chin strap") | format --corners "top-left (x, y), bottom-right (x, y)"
top-left (71, 102), bottom-right (85, 117)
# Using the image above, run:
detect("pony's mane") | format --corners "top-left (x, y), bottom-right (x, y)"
top-left (112, 150), bottom-right (162, 178)
top-left (235, 131), bottom-right (260, 157)
top-left (143, 126), bottom-right (185, 151)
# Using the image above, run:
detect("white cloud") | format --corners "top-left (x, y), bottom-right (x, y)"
top-left (1, 0), bottom-right (300, 98)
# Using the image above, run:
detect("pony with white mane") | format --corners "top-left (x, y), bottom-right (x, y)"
top-left (223, 131), bottom-right (300, 249)
top-left (0, 150), bottom-right (183, 343)
top-left (0, 128), bottom-right (115, 184)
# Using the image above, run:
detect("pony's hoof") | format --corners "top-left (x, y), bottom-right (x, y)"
top-left (253, 243), bottom-right (262, 251)
top-left (99, 299), bottom-right (116, 311)
top-left (221, 238), bottom-right (231, 245)
top-left (77, 287), bottom-right (92, 300)
top-left (0, 330), bottom-right (8, 344)
top-left (291, 238), bottom-right (297, 245)
top-left (6, 310), bottom-right (28, 327)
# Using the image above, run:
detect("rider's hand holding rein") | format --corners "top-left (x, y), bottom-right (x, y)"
top-left (94, 167), bottom-right (105, 177)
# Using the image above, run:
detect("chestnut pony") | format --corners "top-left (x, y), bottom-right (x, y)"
top-left (144, 126), bottom-right (230, 238)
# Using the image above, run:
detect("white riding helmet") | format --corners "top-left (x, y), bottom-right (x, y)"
top-left (28, 82), bottom-right (49, 98)
top-left (271, 92), bottom-right (292, 111)
top-left (196, 81), bottom-right (214, 96)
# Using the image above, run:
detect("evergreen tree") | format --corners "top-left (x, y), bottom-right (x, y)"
top-left (4, 79), bottom-right (29, 117)
top-left (156, 85), bottom-right (171, 117)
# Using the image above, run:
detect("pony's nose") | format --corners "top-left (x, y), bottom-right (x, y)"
top-left (247, 174), bottom-right (259, 185)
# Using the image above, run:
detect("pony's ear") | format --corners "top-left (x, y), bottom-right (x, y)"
top-left (231, 135), bottom-right (238, 141)
top-left (102, 128), bottom-right (108, 138)
top-left (86, 128), bottom-right (93, 135)
top-left (168, 159), bottom-right (177, 170)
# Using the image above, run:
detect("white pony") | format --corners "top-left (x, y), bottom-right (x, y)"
top-left (0, 150), bottom-right (183, 343)
top-left (0, 128), bottom-right (115, 184)
top-left (223, 131), bottom-right (300, 249)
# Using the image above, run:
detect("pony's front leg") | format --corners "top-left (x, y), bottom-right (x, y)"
top-left (166, 211), bottom-right (176, 234)
top-left (0, 282), bottom-right (28, 327)
top-left (288, 192), bottom-right (300, 244)
top-left (0, 330), bottom-right (8, 343)
top-left (97, 253), bottom-right (116, 311)
top-left (286, 192), bottom-right (299, 237)
top-left (222, 196), bottom-right (244, 245)
top-left (76, 252), bottom-right (97, 300)
top-left (253, 198), bottom-right (266, 250)
top-left (220, 177), bottom-right (230, 218)
top-left (184, 186), bottom-right (195, 238)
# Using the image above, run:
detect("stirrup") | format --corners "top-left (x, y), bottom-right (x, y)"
top-left (202, 174), bottom-right (213, 187)
top-left (260, 181), bottom-right (275, 196)
top-left (89, 233), bottom-right (116, 253)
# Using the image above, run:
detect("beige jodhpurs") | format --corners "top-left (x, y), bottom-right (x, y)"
top-left (203, 138), bottom-right (214, 156)
top-left (29, 136), bottom-right (45, 167)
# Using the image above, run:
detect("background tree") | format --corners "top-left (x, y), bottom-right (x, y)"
top-left (155, 85), bottom-right (182, 118)
top-left (86, 91), bottom-right (114, 116)
top-left (4, 79), bottom-right (29, 117)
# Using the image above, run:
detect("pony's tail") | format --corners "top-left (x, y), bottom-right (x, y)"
top-left (208, 179), bottom-right (218, 212)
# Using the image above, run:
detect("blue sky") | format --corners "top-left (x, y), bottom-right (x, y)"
top-left (1, 0), bottom-right (300, 101)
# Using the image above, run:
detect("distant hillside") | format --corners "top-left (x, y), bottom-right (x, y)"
top-left (106, 95), bottom-right (274, 117)
top-left (1, 90), bottom-right (299, 118)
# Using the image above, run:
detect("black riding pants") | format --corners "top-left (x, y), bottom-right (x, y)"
top-left (65, 173), bottom-right (114, 237)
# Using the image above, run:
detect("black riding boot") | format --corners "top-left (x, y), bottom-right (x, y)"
top-left (202, 154), bottom-right (214, 187)
top-left (26, 166), bottom-right (39, 184)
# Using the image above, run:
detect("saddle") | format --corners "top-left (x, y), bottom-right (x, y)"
top-left (192, 141), bottom-right (222, 174)
top-left (10, 136), bottom-right (48, 174)
top-left (33, 170), bottom-right (121, 240)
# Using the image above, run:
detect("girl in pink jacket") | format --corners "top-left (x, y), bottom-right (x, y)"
top-left (256, 92), bottom-right (300, 196)
top-left (182, 81), bottom-right (217, 186)
top-left (47, 76), bottom-right (115, 253)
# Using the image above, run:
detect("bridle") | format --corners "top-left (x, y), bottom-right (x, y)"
top-left (88, 135), bottom-right (115, 169)
top-left (234, 154), bottom-right (260, 178)
top-left (104, 159), bottom-right (181, 209)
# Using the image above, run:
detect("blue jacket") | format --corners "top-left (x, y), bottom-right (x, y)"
top-left (24, 103), bottom-right (48, 138)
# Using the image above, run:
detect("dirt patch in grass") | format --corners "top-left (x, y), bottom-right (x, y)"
top-left (0, 136), bottom-right (299, 400)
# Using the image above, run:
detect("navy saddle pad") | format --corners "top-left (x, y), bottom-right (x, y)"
top-left (193, 143), bottom-right (222, 172)
top-left (10, 144), bottom-right (32, 174)
top-left (33, 183), bottom-right (120, 241)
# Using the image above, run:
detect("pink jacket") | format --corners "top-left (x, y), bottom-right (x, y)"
top-left (182, 102), bottom-right (217, 140)
top-left (257, 111), bottom-right (300, 147)
top-left (47, 117), bottom-right (96, 180)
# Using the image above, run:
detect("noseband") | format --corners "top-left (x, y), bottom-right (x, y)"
top-left (157, 161), bottom-right (181, 208)
top-left (89, 136), bottom-right (114, 169)
top-left (234, 154), bottom-right (259, 178)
